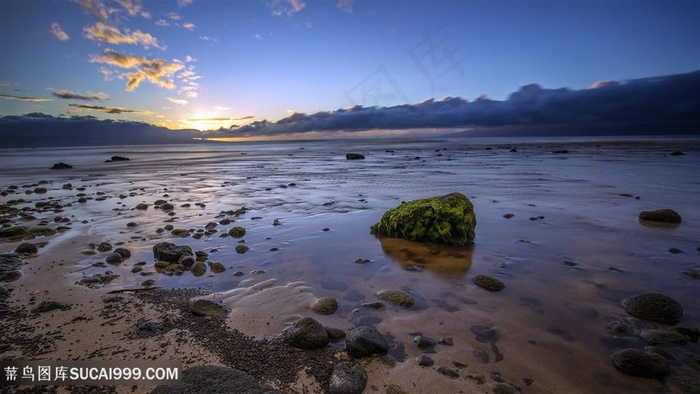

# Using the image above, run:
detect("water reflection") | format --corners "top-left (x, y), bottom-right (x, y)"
top-left (375, 235), bottom-right (473, 275)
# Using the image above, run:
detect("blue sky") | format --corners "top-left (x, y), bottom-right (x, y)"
top-left (0, 0), bottom-right (698, 132)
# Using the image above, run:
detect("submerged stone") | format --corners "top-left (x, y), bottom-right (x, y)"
top-left (376, 289), bottom-right (414, 307)
top-left (610, 348), bottom-right (670, 379)
top-left (312, 297), bottom-right (338, 315)
top-left (370, 193), bottom-right (476, 246)
top-left (622, 292), bottom-right (683, 325)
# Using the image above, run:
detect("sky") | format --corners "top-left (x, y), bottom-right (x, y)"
top-left (0, 0), bottom-right (699, 139)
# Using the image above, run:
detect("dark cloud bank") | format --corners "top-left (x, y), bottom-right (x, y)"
top-left (1, 70), bottom-right (699, 148)
top-left (231, 70), bottom-right (700, 138)
top-left (0, 114), bottom-right (201, 148)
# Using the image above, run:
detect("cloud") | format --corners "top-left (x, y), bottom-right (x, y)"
top-left (198, 35), bottom-right (216, 42)
top-left (214, 105), bottom-right (230, 110)
top-left (155, 19), bottom-right (170, 27)
top-left (76, 0), bottom-right (111, 22)
top-left (178, 0), bottom-right (193, 7)
top-left (228, 70), bottom-right (700, 137)
top-left (167, 12), bottom-right (182, 20)
top-left (84, 22), bottom-right (164, 49)
top-left (90, 49), bottom-right (184, 91)
top-left (234, 115), bottom-right (255, 120)
top-left (51, 90), bottom-right (109, 101)
top-left (116, 0), bottom-right (142, 16)
top-left (51, 22), bottom-right (71, 41)
top-left (186, 117), bottom-right (231, 122)
top-left (183, 22), bottom-right (196, 30)
top-left (0, 113), bottom-right (205, 148)
top-left (0, 94), bottom-right (52, 102)
top-left (185, 55), bottom-right (196, 62)
top-left (267, 0), bottom-right (306, 16)
top-left (336, 0), bottom-right (353, 13)
top-left (68, 103), bottom-right (153, 115)
top-left (167, 97), bottom-right (188, 105)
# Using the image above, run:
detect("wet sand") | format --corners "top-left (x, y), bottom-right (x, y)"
top-left (1, 137), bottom-right (699, 393)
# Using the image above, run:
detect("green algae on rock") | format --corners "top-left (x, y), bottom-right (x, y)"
top-left (370, 193), bottom-right (476, 246)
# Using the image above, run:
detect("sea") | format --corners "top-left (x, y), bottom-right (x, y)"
top-left (1, 135), bottom-right (698, 393)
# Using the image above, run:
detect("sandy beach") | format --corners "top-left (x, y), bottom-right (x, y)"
top-left (1, 137), bottom-right (699, 394)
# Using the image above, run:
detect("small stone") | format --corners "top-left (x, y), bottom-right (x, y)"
top-left (376, 289), bottom-right (414, 307)
top-left (325, 325), bottom-right (346, 341)
top-left (96, 242), bottom-right (113, 252)
top-left (235, 244), bottom-right (249, 254)
top-left (114, 248), bottom-right (131, 260)
top-left (503, 213), bottom-right (514, 219)
top-left (312, 297), bottom-right (338, 315)
top-left (105, 252), bottom-right (123, 264)
top-left (413, 335), bottom-right (436, 349)
top-left (610, 348), bottom-right (670, 379)
top-left (209, 262), bottom-right (226, 273)
top-left (472, 274), bottom-right (505, 292)
top-left (436, 366), bottom-right (459, 378)
top-left (354, 258), bottom-right (370, 264)
top-left (228, 226), bottom-right (246, 238)
top-left (190, 261), bottom-right (206, 276)
top-left (439, 337), bottom-right (454, 346)
top-left (416, 355), bottom-right (434, 367)
top-left (190, 299), bottom-right (226, 318)
top-left (328, 361), bottom-right (367, 394)
top-left (345, 153), bottom-right (365, 160)
top-left (135, 203), bottom-right (149, 210)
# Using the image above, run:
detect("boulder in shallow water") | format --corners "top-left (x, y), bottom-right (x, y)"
top-left (328, 361), bottom-right (367, 394)
top-left (472, 274), bottom-right (505, 292)
top-left (50, 162), bottom-right (72, 170)
top-left (283, 317), bottom-right (329, 349)
top-left (370, 193), bottom-right (476, 246)
top-left (639, 209), bottom-right (681, 224)
top-left (345, 153), bottom-right (365, 160)
top-left (610, 348), bottom-right (670, 379)
top-left (622, 292), bottom-right (683, 325)
top-left (345, 326), bottom-right (388, 358)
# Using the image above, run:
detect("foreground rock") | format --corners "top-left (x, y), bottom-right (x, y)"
top-left (150, 365), bottom-right (283, 394)
top-left (328, 361), bottom-right (367, 394)
top-left (0, 254), bottom-right (22, 282)
top-left (283, 317), bottom-right (330, 349)
top-left (639, 209), bottom-right (682, 224)
top-left (15, 242), bottom-right (38, 255)
top-left (370, 192), bottom-right (476, 246)
top-left (345, 326), bottom-right (388, 358)
top-left (622, 292), bottom-right (684, 325)
top-left (610, 349), bottom-right (670, 379)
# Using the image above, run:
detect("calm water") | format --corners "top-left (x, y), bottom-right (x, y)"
top-left (1, 136), bottom-right (699, 393)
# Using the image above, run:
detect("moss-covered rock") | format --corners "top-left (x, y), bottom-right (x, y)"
top-left (376, 289), bottom-right (414, 307)
top-left (370, 193), bottom-right (476, 246)
top-left (0, 226), bottom-right (28, 239)
top-left (312, 297), bottom-right (338, 315)
top-left (228, 226), bottom-right (246, 238)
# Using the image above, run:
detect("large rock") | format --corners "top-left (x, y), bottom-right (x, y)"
top-left (150, 365), bottom-right (283, 394)
top-left (153, 242), bottom-right (193, 264)
top-left (370, 193), bottom-right (476, 246)
top-left (622, 293), bottom-right (683, 325)
top-left (283, 317), bottom-right (330, 349)
top-left (328, 361), bottom-right (367, 394)
top-left (15, 242), bottom-right (38, 255)
top-left (345, 326), bottom-right (388, 358)
top-left (610, 348), bottom-right (670, 379)
top-left (639, 209), bottom-right (681, 224)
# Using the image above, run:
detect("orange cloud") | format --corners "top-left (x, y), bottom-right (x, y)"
top-left (84, 22), bottom-right (164, 49)
top-left (90, 49), bottom-right (184, 91)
